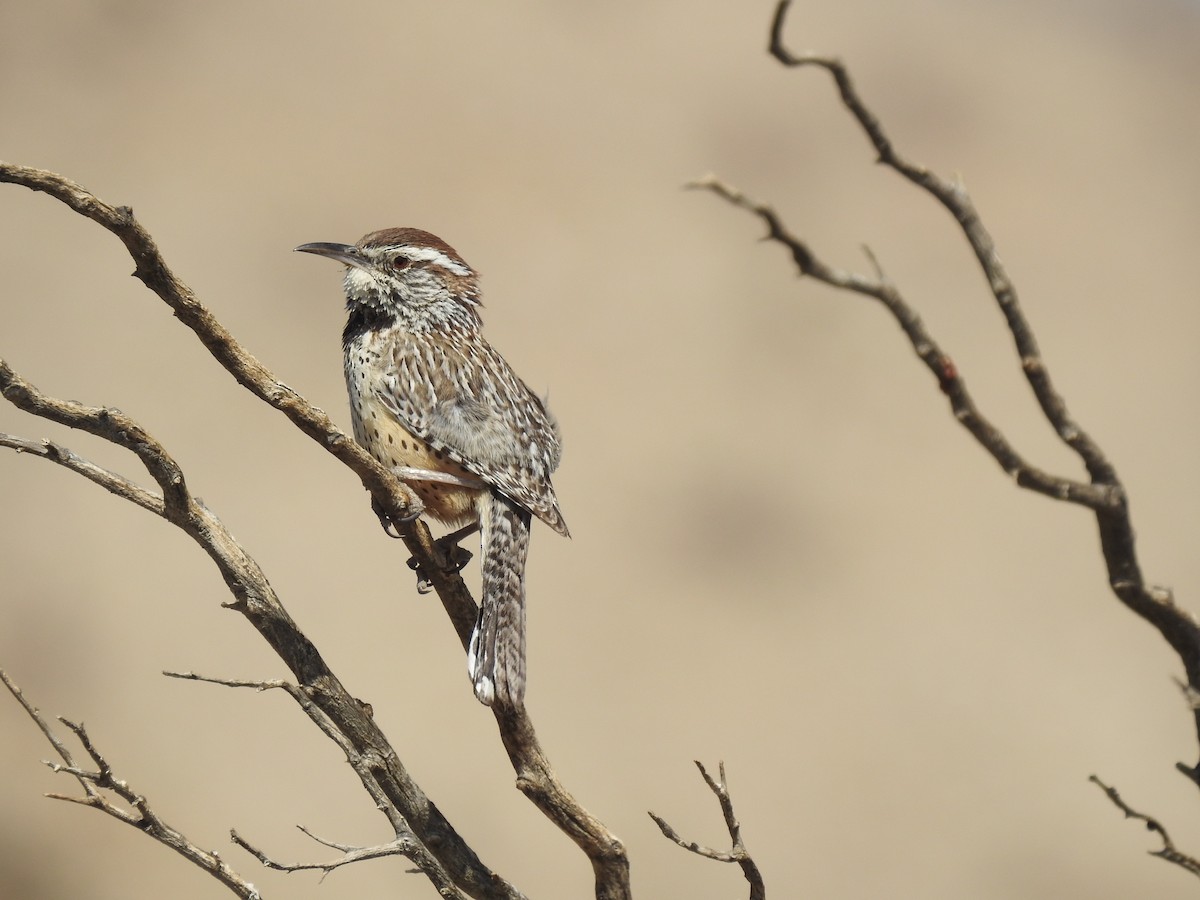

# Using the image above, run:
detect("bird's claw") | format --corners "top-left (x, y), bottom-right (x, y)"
top-left (372, 496), bottom-right (422, 538)
top-left (407, 536), bottom-right (473, 593)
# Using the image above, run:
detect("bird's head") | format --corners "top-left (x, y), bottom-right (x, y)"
top-left (297, 227), bottom-right (481, 324)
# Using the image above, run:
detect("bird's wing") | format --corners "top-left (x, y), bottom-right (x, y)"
top-left (375, 333), bottom-right (569, 536)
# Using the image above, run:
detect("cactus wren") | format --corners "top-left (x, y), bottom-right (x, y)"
top-left (296, 228), bottom-right (568, 708)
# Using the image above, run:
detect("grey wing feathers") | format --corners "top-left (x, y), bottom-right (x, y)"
top-left (376, 336), bottom-right (568, 536)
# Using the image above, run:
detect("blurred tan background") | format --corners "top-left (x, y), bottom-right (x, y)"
top-left (2, 1), bottom-right (1199, 897)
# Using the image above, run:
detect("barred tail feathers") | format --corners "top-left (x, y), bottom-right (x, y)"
top-left (468, 492), bottom-right (531, 707)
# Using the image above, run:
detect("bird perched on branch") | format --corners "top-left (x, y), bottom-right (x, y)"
top-left (297, 228), bottom-right (567, 708)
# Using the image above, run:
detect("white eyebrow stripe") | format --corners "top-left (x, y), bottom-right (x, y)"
top-left (397, 245), bottom-right (473, 276)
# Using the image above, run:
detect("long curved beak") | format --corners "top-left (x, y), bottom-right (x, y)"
top-left (294, 242), bottom-right (370, 270)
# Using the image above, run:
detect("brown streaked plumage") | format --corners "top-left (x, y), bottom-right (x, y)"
top-left (297, 227), bottom-right (567, 708)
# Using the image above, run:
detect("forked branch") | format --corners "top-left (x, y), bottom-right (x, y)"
top-left (0, 160), bottom-right (627, 900)
top-left (0, 162), bottom-right (452, 609)
top-left (229, 827), bottom-right (467, 897)
top-left (1090, 776), bottom-right (1200, 880)
top-left (162, 670), bottom-right (470, 897)
top-left (1, 669), bottom-right (263, 900)
top-left (693, 0), bottom-right (1200, 782)
top-left (0, 377), bottom-right (512, 897)
top-left (649, 762), bottom-right (765, 900)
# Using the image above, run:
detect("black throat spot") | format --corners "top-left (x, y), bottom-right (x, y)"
top-left (342, 305), bottom-right (397, 349)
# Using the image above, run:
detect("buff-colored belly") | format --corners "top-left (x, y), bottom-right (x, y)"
top-left (352, 391), bottom-right (483, 528)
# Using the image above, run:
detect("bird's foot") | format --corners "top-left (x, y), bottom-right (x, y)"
top-left (371, 494), bottom-right (422, 538)
top-left (369, 467), bottom-right (482, 538)
top-left (407, 523), bottom-right (479, 594)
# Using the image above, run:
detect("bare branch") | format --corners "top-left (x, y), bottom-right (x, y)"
top-left (229, 826), bottom-right (471, 898)
top-left (163, 671), bottom-right (293, 691)
top-left (0, 162), bottom-right (476, 629)
top-left (165, 665), bottom-right (629, 896)
top-left (649, 761), bottom-right (765, 900)
top-left (685, 174), bottom-right (1115, 514)
top-left (0, 363), bottom-right (194, 517)
top-left (1, 670), bottom-right (264, 900)
top-left (161, 668), bottom-right (481, 895)
top-left (0, 433), bottom-right (163, 514)
top-left (0, 360), bottom-right (520, 900)
top-left (766, 1), bottom-right (1114, 483)
top-left (763, 0), bottom-right (1110, 463)
top-left (1, 160), bottom-right (627, 898)
top-left (1090, 776), bottom-right (1200, 880)
top-left (492, 705), bottom-right (630, 900)
top-left (1, 669), bottom-right (100, 801)
top-left (0, 162), bottom-right (424, 528)
top-left (231, 829), bottom-right (406, 877)
top-left (0, 162), bottom-right (495, 665)
top-left (694, 0), bottom-right (1200, 778)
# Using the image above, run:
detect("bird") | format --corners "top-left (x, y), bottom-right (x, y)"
top-left (296, 227), bottom-right (568, 708)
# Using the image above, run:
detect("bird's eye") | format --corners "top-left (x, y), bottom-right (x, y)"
top-left (392, 255), bottom-right (412, 270)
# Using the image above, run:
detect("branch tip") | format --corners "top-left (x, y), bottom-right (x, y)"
top-left (653, 762), bottom-right (765, 899)
top-left (1090, 775), bottom-right (1200, 878)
